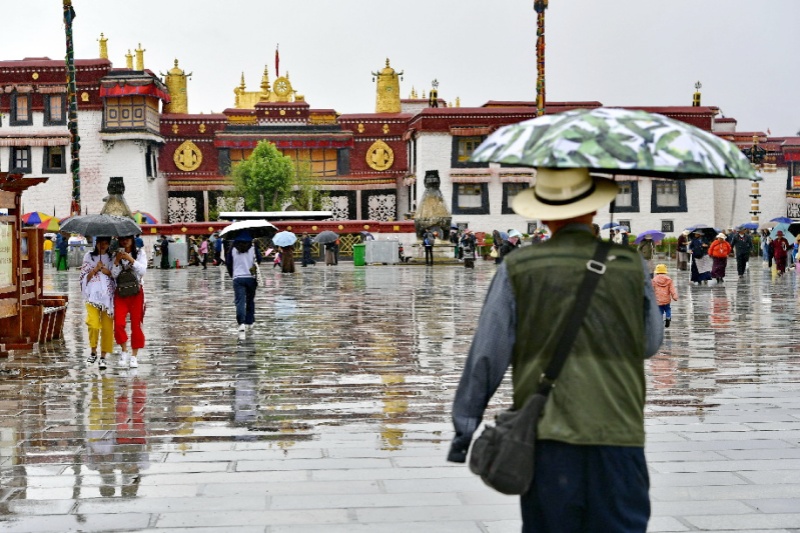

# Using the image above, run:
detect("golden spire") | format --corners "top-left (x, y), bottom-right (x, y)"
top-left (372, 58), bottom-right (403, 113)
top-left (125, 49), bottom-right (133, 69)
top-left (239, 72), bottom-right (246, 91)
top-left (410, 86), bottom-right (417, 99)
top-left (455, 96), bottom-right (461, 107)
top-left (98, 33), bottom-right (108, 59)
top-left (257, 65), bottom-right (272, 102)
top-left (162, 59), bottom-right (192, 114)
top-left (692, 81), bottom-right (702, 107)
top-left (135, 43), bottom-right (145, 70)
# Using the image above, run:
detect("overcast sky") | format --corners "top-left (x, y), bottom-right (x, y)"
top-left (5, 0), bottom-right (799, 136)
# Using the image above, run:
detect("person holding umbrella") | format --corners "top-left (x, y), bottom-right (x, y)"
top-left (225, 231), bottom-right (262, 333)
top-left (55, 230), bottom-right (70, 270)
top-left (708, 233), bottom-right (732, 283)
top-left (111, 234), bottom-right (147, 368)
top-left (689, 231), bottom-right (712, 285)
top-left (637, 234), bottom-right (656, 277)
top-left (770, 230), bottom-right (791, 275)
top-left (81, 236), bottom-right (116, 370)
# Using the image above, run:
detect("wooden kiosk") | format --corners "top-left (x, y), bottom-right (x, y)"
top-left (0, 172), bottom-right (68, 355)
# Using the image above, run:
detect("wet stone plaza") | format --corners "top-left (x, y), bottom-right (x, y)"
top-left (1, 259), bottom-right (800, 532)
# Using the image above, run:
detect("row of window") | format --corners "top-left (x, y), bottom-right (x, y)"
top-left (1, 93), bottom-right (66, 126)
top-left (614, 180), bottom-right (687, 213)
top-left (452, 182), bottom-right (527, 215)
top-left (6, 146), bottom-right (66, 173)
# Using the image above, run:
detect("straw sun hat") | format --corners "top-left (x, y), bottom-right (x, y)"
top-left (512, 168), bottom-right (618, 221)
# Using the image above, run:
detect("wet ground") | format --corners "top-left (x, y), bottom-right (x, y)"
top-left (1, 258), bottom-right (799, 532)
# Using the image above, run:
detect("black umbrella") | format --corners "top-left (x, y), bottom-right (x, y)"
top-left (313, 230), bottom-right (339, 244)
top-left (60, 214), bottom-right (141, 237)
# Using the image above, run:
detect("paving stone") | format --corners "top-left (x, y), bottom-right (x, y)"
top-left (2, 265), bottom-right (799, 531)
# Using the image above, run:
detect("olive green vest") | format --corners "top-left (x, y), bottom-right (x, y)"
top-left (505, 227), bottom-right (647, 447)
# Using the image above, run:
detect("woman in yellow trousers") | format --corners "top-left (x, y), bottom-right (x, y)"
top-left (80, 236), bottom-right (116, 370)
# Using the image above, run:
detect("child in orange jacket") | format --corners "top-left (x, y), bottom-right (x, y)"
top-left (652, 263), bottom-right (678, 327)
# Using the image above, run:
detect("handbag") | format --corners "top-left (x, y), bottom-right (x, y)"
top-left (489, 247), bottom-right (499, 258)
top-left (468, 240), bottom-right (612, 495)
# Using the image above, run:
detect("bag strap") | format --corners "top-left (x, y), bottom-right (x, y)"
top-left (537, 240), bottom-right (612, 396)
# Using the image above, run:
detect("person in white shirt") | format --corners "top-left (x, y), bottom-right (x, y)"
top-left (226, 232), bottom-right (262, 333)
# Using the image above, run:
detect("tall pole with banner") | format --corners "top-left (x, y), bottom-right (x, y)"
top-left (63, 0), bottom-right (81, 215)
top-left (534, 0), bottom-right (548, 117)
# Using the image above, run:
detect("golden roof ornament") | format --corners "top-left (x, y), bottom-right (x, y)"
top-left (98, 33), bottom-right (108, 59)
top-left (125, 49), bottom-right (133, 70)
top-left (161, 59), bottom-right (192, 114)
top-left (372, 58), bottom-right (403, 113)
top-left (135, 43), bottom-right (145, 70)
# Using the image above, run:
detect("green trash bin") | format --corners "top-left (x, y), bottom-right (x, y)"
top-left (353, 244), bottom-right (366, 266)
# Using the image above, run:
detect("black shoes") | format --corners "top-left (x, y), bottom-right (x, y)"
top-left (665, 319), bottom-right (671, 328)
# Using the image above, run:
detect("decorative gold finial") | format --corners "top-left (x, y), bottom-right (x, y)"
top-left (372, 58), bottom-right (403, 113)
top-left (135, 43), bottom-right (145, 70)
top-left (410, 86), bottom-right (417, 99)
top-left (98, 33), bottom-right (108, 59)
top-left (239, 72), bottom-right (246, 90)
top-left (259, 65), bottom-right (271, 101)
top-left (161, 59), bottom-right (192, 114)
top-left (125, 49), bottom-right (133, 69)
top-left (455, 96), bottom-right (461, 107)
top-left (692, 80), bottom-right (702, 107)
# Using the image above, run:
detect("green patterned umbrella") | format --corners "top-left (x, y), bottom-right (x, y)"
top-left (470, 107), bottom-right (759, 180)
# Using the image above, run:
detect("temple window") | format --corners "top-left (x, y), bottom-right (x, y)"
top-left (283, 148), bottom-right (338, 178)
top-left (451, 135), bottom-right (488, 168)
top-left (43, 146), bottom-right (66, 173)
top-left (104, 96), bottom-right (160, 133)
top-left (44, 95), bottom-right (66, 126)
top-left (452, 183), bottom-right (489, 215)
top-left (502, 183), bottom-right (529, 214)
top-left (611, 181), bottom-right (639, 213)
top-left (10, 147), bottom-right (32, 173)
top-left (229, 148), bottom-right (254, 168)
top-left (11, 92), bottom-right (32, 125)
top-left (651, 179), bottom-right (687, 213)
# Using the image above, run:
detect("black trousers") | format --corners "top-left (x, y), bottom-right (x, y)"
top-left (424, 246), bottom-right (433, 265)
top-left (736, 253), bottom-right (749, 276)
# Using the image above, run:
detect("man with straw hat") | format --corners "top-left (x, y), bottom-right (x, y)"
top-left (449, 168), bottom-right (663, 532)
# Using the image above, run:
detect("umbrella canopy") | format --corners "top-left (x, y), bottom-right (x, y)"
top-left (60, 214), bottom-right (142, 237)
top-left (634, 230), bottom-right (666, 244)
top-left (37, 218), bottom-right (60, 231)
top-left (219, 220), bottom-right (278, 240)
top-left (508, 229), bottom-right (523, 238)
top-left (272, 231), bottom-right (297, 247)
top-left (685, 224), bottom-right (714, 232)
top-left (360, 231), bottom-right (375, 240)
top-left (770, 216), bottom-right (793, 224)
top-left (757, 221), bottom-right (777, 231)
top-left (601, 222), bottom-right (620, 230)
top-left (470, 107), bottom-right (760, 180)
top-left (132, 211), bottom-right (159, 224)
top-left (769, 223), bottom-right (794, 241)
top-left (314, 230), bottom-right (339, 244)
top-left (21, 212), bottom-right (52, 225)
top-left (738, 222), bottom-right (759, 230)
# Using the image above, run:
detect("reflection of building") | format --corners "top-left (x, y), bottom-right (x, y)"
top-left (3, 38), bottom-right (798, 232)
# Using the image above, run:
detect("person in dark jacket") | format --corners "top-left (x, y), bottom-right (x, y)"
top-left (448, 168), bottom-right (662, 533)
top-left (159, 235), bottom-right (170, 269)
top-left (732, 227), bottom-right (753, 278)
top-left (56, 231), bottom-right (70, 270)
top-left (301, 232), bottom-right (316, 267)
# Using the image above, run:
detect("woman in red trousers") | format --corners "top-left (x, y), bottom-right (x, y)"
top-left (111, 235), bottom-right (147, 368)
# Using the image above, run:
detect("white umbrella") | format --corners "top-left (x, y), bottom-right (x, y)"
top-left (219, 219), bottom-right (278, 239)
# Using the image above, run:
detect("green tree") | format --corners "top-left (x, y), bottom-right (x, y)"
top-left (289, 160), bottom-right (329, 211)
top-left (232, 141), bottom-right (294, 211)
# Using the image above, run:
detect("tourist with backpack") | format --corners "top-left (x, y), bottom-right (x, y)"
top-left (224, 231), bottom-right (262, 334)
top-left (111, 234), bottom-right (147, 368)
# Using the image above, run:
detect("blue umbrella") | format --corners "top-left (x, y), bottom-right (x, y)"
top-left (770, 217), bottom-right (793, 224)
top-left (601, 222), bottom-right (620, 230)
top-left (498, 231), bottom-right (509, 240)
top-left (272, 231), bottom-right (297, 247)
top-left (738, 222), bottom-right (758, 230)
top-left (634, 230), bottom-right (666, 244)
top-left (769, 223), bottom-right (794, 241)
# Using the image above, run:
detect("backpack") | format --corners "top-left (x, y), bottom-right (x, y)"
top-left (116, 265), bottom-right (140, 297)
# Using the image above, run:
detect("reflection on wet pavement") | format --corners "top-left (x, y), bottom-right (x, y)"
top-left (1, 261), bottom-right (799, 531)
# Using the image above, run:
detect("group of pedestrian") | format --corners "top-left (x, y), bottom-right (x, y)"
top-left (80, 233), bottom-right (147, 370)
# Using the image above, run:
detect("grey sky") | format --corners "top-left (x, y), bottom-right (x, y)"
top-left (6, 0), bottom-right (799, 135)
